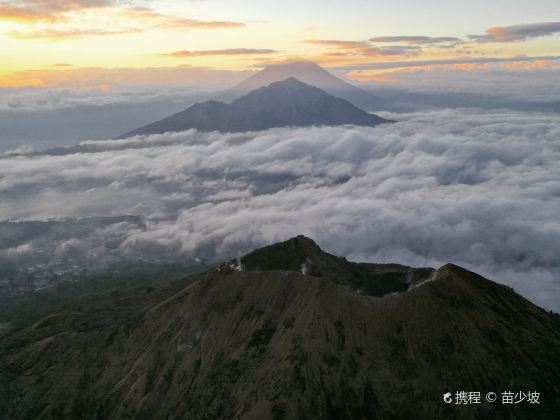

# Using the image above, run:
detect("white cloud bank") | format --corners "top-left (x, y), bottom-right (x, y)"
top-left (0, 86), bottom-right (210, 112)
top-left (1, 108), bottom-right (559, 310)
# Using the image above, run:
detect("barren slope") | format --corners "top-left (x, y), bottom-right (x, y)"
top-left (1, 237), bottom-right (559, 419)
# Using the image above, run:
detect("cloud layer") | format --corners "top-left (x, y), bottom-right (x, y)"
top-left (1, 109), bottom-right (559, 310)
top-left (299, 22), bottom-right (560, 66)
top-left (0, 0), bottom-right (112, 21)
top-left (162, 49), bottom-right (279, 58)
top-left (369, 36), bottom-right (462, 45)
top-left (0, 65), bottom-right (251, 111)
top-left (0, 0), bottom-right (245, 39)
top-left (469, 22), bottom-right (560, 43)
top-left (347, 57), bottom-right (560, 102)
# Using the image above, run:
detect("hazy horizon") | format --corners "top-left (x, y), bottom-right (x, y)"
top-left (1, 0), bottom-right (560, 149)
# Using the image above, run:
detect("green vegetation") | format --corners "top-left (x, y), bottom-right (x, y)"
top-left (248, 320), bottom-right (277, 353)
top-left (346, 352), bottom-right (359, 377)
top-left (288, 335), bottom-right (308, 391)
top-left (321, 352), bottom-right (341, 367)
top-left (282, 317), bottom-right (295, 329)
top-left (271, 403), bottom-right (286, 420)
top-left (334, 319), bottom-right (346, 351)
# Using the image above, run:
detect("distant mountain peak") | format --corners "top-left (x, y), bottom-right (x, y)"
top-left (120, 78), bottom-right (392, 138)
top-left (254, 60), bottom-right (331, 75)
top-left (240, 76), bottom-right (312, 95)
top-left (222, 60), bottom-right (386, 110)
top-left (277, 76), bottom-right (302, 83)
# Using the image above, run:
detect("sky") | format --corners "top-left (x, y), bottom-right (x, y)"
top-left (1, 0), bottom-right (560, 89)
top-left (1, 2), bottom-right (559, 311)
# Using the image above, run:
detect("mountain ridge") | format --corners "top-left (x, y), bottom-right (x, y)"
top-left (221, 235), bottom-right (434, 296)
top-left (119, 78), bottom-right (392, 138)
top-left (1, 235), bottom-right (558, 419)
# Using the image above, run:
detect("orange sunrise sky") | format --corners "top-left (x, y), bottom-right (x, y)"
top-left (1, 0), bottom-right (559, 89)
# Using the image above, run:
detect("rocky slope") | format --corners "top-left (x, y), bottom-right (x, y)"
top-left (1, 236), bottom-right (559, 419)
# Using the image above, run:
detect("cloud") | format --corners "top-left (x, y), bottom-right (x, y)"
top-left (305, 39), bottom-right (371, 49)
top-left (0, 65), bottom-right (251, 93)
top-left (345, 57), bottom-right (560, 101)
top-left (0, 4), bottom-right (54, 21)
top-left (300, 23), bottom-right (560, 66)
top-left (1, 109), bottom-right (559, 311)
top-left (123, 8), bottom-right (245, 30)
top-left (13, 0), bottom-right (112, 11)
top-left (169, 19), bottom-right (244, 29)
top-left (0, 1), bottom-right (245, 38)
top-left (9, 27), bottom-right (141, 39)
top-left (369, 36), bottom-right (462, 45)
top-left (0, 0), bottom-right (113, 21)
top-left (162, 49), bottom-right (278, 58)
top-left (335, 55), bottom-right (560, 71)
top-left (305, 39), bottom-right (421, 57)
top-left (0, 86), bottom-right (197, 112)
top-left (469, 22), bottom-right (560, 42)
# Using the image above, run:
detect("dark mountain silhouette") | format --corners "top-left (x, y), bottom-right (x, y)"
top-left (119, 78), bottom-right (391, 138)
top-left (1, 235), bottom-right (559, 419)
top-left (223, 60), bottom-right (385, 110)
top-left (223, 235), bottom-right (434, 296)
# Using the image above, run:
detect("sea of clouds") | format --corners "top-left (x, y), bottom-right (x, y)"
top-left (1, 108), bottom-right (559, 310)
